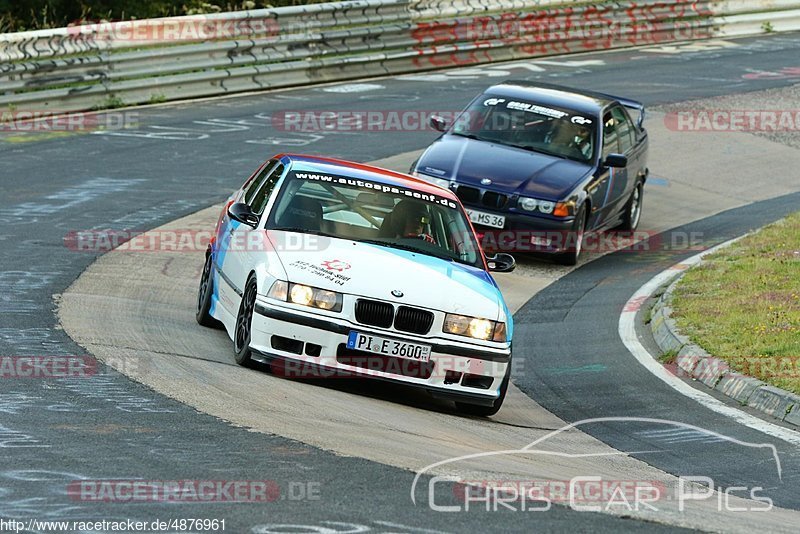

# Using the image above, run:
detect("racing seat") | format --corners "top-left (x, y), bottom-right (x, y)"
top-left (277, 195), bottom-right (323, 232)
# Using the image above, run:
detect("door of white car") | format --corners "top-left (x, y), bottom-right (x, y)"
top-left (221, 162), bottom-right (285, 311)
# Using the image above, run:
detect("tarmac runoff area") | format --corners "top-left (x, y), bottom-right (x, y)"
top-left (60, 86), bottom-right (800, 532)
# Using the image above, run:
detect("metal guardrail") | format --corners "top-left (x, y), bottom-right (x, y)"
top-left (1, 0), bottom-right (799, 114)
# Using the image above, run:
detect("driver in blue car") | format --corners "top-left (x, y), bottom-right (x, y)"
top-left (571, 123), bottom-right (593, 159)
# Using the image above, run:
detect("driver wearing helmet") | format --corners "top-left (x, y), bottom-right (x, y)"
top-left (391, 199), bottom-right (436, 244)
top-left (570, 123), bottom-right (593, 159)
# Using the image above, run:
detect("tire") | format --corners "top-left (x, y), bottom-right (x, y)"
top-left (456, 367), bottom-right (510, 417)
top-left (554, 202), bottom-right (588, 266)
top-left (617, 180), bottom-right (644, 232)
top-left (196, 252), bottom-right (220, 327)
top-left (233, 275), bottom-right (258, 367)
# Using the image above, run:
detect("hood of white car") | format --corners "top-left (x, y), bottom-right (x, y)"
top-left (268, 230), bottom-right (503, 320)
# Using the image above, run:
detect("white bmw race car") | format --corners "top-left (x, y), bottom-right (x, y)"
top-left (196, 154), bottom-right (516, 415)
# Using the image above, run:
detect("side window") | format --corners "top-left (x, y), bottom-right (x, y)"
top-left (244, 160), bottom-right (277, 205)
top-left (602, 112), bottom-right (619, 158)
top-left (611, 106), bottom-right (634, 153)
top-left (250, 164), bottom-right (284, 215)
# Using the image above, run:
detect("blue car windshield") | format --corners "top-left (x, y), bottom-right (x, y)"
top-left (450, 95), bottom-right (596, 163)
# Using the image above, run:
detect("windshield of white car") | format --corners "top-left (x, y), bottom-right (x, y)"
top-left (450, 95), bottom-right (597, 163)
top-left (266, 171), bottom-right (484, 268)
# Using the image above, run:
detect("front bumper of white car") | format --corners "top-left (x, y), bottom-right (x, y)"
top-left (251, 299), bottom-right (511, 406)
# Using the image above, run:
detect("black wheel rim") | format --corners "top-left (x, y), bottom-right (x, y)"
top-left (235, 282), bottom-right (255, 352)
top-left (197, 255), bottom-right (212, 313)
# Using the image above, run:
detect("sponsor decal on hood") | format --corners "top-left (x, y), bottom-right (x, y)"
top-left (288, 259), bottom-right (352, 286)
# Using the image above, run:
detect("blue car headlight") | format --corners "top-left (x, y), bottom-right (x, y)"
top-left (518, 196), bottom-right (556, 214)
top-left (538, 200), bottom-right (555, 214)
top-left (519, 197), bottom-right (538, 211)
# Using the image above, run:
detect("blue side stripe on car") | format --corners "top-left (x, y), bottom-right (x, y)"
top-left (210, 215), bottom-right (241, 313)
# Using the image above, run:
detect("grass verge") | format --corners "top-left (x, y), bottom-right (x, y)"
top-left (670, 212), bottom-right (800, 394)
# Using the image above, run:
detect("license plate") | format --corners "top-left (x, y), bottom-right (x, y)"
top-left (347, 331), bottom-right (431, 362)
top-left (467, 209), bottom-right (505, 229)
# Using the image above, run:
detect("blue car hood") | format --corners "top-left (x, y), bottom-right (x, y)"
top-left (417, 135), bottom-right (592, 200)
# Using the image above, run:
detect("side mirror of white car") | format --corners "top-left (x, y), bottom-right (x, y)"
top-left (486, 252), bottom-right (516, 273)
top-left (228, 202), bottom-right (259, 228)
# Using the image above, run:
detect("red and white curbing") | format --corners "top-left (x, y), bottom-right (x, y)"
top-left (619, 237), bottom-right (800, 445)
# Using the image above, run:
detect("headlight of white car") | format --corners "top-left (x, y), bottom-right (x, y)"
top-left (267, 280), bottom-right (343, 312)
top-left (443, 313), bottom-right (507, 342)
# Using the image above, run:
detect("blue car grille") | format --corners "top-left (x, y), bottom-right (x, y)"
top-left (456, 186), bottom-right (508, 210)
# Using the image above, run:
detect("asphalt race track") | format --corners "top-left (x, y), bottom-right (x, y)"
top-left (3, 33), bottom-right (800, 533)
